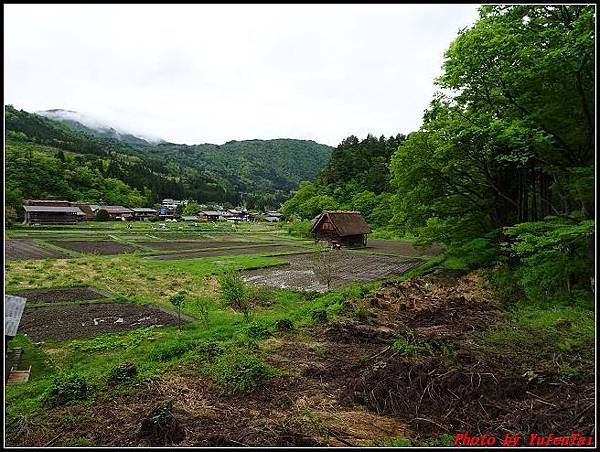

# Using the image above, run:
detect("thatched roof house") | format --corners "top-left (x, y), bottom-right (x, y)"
top-left (310, 211), bottom-right (372, 247)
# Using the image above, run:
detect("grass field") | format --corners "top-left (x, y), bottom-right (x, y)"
top-left (4, 221), bottom-right (594, 447)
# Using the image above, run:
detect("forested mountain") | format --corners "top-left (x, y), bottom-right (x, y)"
top-left (4, 106), bottom-right (332, 211)
top-left (283, 4), bottom-right (595, 307)
top-left (38, 109), bottom-right (158, 146)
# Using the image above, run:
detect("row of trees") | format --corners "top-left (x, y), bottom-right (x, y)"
top-left (281, 134), bottom-right (405, 227)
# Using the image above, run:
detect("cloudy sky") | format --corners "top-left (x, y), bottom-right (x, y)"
top-left (4, 4), bottom-right (480, 146)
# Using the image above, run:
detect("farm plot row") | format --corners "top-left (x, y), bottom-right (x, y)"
top-left (8, 286), bottom-right (185, 341)
top-left (144, 244), bottom-right (303, 260)
top-left (6, 238), bottom-right (294, 259)
top-left (19, 303), bottom-right (185, 341)
top-left (6, 287), bottom-right (110, 304)
top-left (243, 252), bottom-right (421, 292)
top-left (5, 240), bottom-right (70, 260)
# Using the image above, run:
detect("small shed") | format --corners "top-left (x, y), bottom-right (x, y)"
top-left (310, 211), bottom-right (372, 247)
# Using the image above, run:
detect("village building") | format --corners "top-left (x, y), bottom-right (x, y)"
top-left (310, 211), bottom-right (372, 247)
top-left (94, 206), bottom-right (134, 220)
top-left (263, 211), bottom-right (283, 222)
top-left (25, 199), bottom-right (71, 207)
top-left (180, 215), bottom-right (199, 221)
top-left (161, 198), bottom-right (188, 210)
top-left (198, 211), bottom-right (222, 222)
top-left (23, 205), bottom-right (85, 225)
top-left (131, 207), bottom-right (158, 221)
top-left (70, 203), bottom-right (96, 220)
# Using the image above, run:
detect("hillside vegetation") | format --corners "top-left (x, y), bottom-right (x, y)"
top-left (4, 106), bottom-right (332, 212)
top-left (283, 4), bottom-right (595, 307)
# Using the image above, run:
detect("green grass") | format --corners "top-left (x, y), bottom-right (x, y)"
top-left (5, 222), bottom-right (443, 423)
top-left (475, 300), bottom-right (595, 380)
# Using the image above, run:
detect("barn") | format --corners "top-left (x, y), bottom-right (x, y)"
top-left (23, 206), bottom-right (85, 225)
top-left (310, 211), bottom-right (372, 247)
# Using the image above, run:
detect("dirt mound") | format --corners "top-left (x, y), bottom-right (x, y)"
top-left (320, 322), bottom-right (397, 344)
top-left (364, 271), bottom-right (501, 339)
top-left (347, 357), bottom-right (594, 438)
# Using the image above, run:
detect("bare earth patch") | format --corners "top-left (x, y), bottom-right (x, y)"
top-left (144, 245), bottom-right (300, 260)
top-left (138, 240), bottom-right (258, 251)
top-left (5, 239), bottom-right (70, 260)
top-left (49, 240), bottom-right (140, 255)
top-left (6, 287), bottom-right (110, 304)
top-left (363, 240), bottom-right (443, 257)
top-left (19, 303), bottom-right (184, 341)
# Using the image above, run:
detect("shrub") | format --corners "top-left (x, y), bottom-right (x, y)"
top-left (196, 299), bottom-right (210, 326)
top-left (196, 341), bottom-right (224, 360)
top-left (207, 352), bottom-right (276, 394)
top-left (139, 399), bottom-right (184, 445)
top-left (107, 362), bottom-right (137, 384)
top-left (286, 220), bottom-right (313, 238)
top-left (504, 219), bottom-right (594, 303)
top-left (169, 293), bottom-right (186, 330)
top-left (246, 322), bottom-right (272, 339)
top-left (390, 338), bottom-right (416, 356)
top-left (95, 209), bottom-right (110, 222)
top-left (44, 373), bottom-right (88, 406)
top-left (150, 339), bottom-right (196, 362)
top-left (311, 309), bottom-right (328, 323)
top-left (218, 270), bottom-right (251, 321)
top-left (273, 318), bottom-right (294, 332)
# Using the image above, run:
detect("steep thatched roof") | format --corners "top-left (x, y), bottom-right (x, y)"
top-left (311, 211), bottom-right (371, 236)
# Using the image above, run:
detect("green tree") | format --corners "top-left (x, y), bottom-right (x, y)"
top-left (95, 209), bottom-right (110, 221)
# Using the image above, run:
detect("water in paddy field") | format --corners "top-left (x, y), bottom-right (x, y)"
top-left (243, 269), bottom-right (329, 293)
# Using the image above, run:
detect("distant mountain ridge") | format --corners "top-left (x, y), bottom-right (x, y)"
top-left (37, 109), bottom-right (163, 146)
top-left (5, 105), bottom-right (333, 210)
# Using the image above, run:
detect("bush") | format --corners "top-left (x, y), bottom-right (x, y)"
top-left (390, 338), bottom-right (416, 356)
top-left (311, 309), bottom-right (328, 323)
top-left (273, 318), bottom-right (294, 332)
top-left (246, 322), bottom-right (272, 339)
top-left (45, 373), bottom-right (88, 406)
top-left (207, 352), bottom-right (276, 394)
top-left (107, 362), bottom-right (137, 384)
top-left (196, 341), bottom-right (225, 360)
top-left (95, 209), bottom-right (110, 222)
top-left (504, 219), bottom-right (594, 303)
top-left (150, 339), bottom-right (196, 362)
top-left (286, 220), bottom-right (313, 238)
top-left (218, 270), bottom-right (251, 321)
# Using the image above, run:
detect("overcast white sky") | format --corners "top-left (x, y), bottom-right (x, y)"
top-left (4, 4), bottom-right (480, 146)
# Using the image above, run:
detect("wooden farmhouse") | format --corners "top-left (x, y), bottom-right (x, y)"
top-left (310, 211), bottom-right (372, 247)
top-left (23, 206), bottom-right (85, 225)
